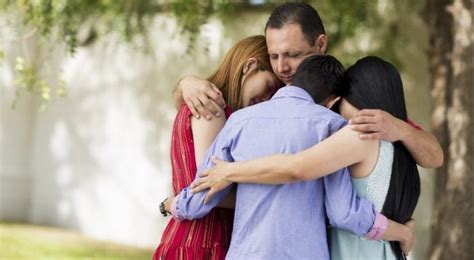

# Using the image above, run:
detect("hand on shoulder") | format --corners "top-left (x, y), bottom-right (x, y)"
top-left (349, 109), bottom-right (406, 142)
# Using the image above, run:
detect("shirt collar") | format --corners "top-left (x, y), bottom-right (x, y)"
top-left (271, 86), bottom-right (315, 103)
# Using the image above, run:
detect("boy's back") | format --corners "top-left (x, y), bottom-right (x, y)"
top-left (224, 86), bottom-right (346, 259)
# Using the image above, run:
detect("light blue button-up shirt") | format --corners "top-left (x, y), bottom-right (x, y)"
top-left (174, 86), bottom-right (378, 259)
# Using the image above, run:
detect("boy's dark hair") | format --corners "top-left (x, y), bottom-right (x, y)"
top-left (265, 2), bottom-right (325, 46)
top-left (292, 55), bottom-right (345, 104)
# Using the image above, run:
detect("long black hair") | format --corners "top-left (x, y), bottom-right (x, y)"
top-left (343, 56), bottom-right (420, 259)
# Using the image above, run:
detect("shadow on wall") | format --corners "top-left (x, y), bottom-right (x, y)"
top-left (26, 28), bottom-right (181, 247)
top-left (25, 61), bottom-right (171, 247)
top-left (1, 13), bottom-right (270, 248)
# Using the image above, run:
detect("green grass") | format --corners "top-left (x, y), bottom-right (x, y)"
top-left (0, 222), bottom-right (154, 259)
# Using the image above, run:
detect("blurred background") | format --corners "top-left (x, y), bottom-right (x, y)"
top-left (0, 0), bottom-right (472, 259)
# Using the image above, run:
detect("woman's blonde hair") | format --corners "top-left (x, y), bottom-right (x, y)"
top-left (207, 35), bottom-right (275, 111)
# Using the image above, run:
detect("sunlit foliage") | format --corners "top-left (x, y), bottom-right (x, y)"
top-left (0, 0), bottom-right (416, 109)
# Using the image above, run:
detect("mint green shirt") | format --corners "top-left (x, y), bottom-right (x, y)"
top-left (330, 141), bottom-right (397, 260)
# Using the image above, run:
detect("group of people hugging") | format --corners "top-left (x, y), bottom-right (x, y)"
top-left (155, 2), bottom-right (443, 260)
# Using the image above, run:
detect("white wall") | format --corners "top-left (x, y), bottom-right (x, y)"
top-left (1, 27), bottom-right (38, 222)
top-left (0, 13), bottom-right (268, 248)
top-left (0, 74), bottom-right (35, 222)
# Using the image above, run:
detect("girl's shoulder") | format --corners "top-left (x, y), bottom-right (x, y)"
top-left (179, 103), bottom-right (232, 119)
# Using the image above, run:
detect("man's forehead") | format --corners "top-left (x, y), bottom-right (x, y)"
top-left (265, 25), bottom-right (311, 53)
top-left (266, 39), bottom-right (312, 54)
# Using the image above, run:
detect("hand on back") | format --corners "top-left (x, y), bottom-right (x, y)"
top-left (191, 156), bottom-right (233, 204)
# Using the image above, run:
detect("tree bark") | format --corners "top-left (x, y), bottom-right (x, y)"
top-left (427, 0), bottom-right (474, 259)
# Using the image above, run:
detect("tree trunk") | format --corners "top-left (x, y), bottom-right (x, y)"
top-left (427, 0), bottom-right (474, 259)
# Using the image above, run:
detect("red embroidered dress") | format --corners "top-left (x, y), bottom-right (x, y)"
top-left (154, 104), bottom-right (234, 260)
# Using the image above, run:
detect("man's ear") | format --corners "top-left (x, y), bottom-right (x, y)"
top-left (315, 34), bottom-right (328, 54)
top-left (325, 96), bottom-right (341, 109)
top-left (243, 57), bottom-right (258, 75)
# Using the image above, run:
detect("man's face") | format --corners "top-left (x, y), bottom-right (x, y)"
top-left (266, 23), bottom-right (324, 85)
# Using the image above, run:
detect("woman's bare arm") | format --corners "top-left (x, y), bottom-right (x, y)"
top-left (191, 108), bottom-right (226, 164)
top-left (191, 109), bottom-right (235, 209)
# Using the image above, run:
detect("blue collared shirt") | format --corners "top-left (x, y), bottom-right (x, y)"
top-left (174, 86), bottom-right (378, 259)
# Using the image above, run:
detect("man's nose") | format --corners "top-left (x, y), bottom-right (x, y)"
top-left (277, 58), bottom-right (289, 74)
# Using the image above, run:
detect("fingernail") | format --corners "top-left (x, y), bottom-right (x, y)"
top-left (215, 113), bottom-right (220, 117)
top-left (195, 115), bottom-right (200, 119)
top-left (206, 115), bottom-right (211, 120)
top-left (348, 119), bottom-right (352, 124)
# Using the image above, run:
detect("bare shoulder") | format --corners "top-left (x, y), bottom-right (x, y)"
top-left (191, 107), bottom-right (226, 131)
top-left (339, 124), bottom-right (379, 149)
top-left (191, 106), bottom-right (227, 164)
top-left (341, 125), bottom-right (380, 178)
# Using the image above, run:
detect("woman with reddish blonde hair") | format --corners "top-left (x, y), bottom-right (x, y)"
top-left (154, 35), bottom-right (281, 260)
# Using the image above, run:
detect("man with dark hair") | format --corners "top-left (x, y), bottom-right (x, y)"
top-left (265, 2), bottom-right (328, 86)
top-left (172, 2), bottom-right (443, 169)
top-left (265, 2), bottom-right (326, 49)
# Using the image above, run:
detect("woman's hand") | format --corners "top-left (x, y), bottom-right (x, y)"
top-left (191, 157), bottom-right (233, 204)
top-left (400, 219), bottom-right (416, 256)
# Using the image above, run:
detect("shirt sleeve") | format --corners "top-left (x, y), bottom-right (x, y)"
top-left (323, 167), bottom-right (377, 236)
top-left (172, 117), bottom-right (237, 220)
top-left (407, 118), bottom-right (424, 131)
top-left (323, 118), bottom-right (388, 238)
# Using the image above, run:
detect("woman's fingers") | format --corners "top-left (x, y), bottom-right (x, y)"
top-left (185, 98), bottom-right (200, 119)
top-left (193, 96), bottom-right (212, 120)
top-left (206, 84), bottom-right (226, 110)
